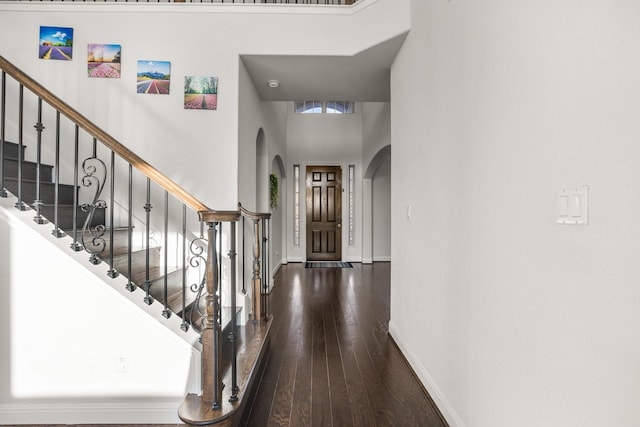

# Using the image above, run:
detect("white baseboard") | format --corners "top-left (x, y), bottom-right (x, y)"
top-left (0, 400), bottom-right (183, 424)
top-left (388, 322), bottom-right (466, 427)
top-left (373, 255), bottom-right (391, 262)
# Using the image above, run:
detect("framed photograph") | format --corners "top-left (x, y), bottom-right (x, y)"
top-left (184, 76), bottom-right (218, 110)
top-left (39, 26), bottom-right (74, 61)
top-left (88, 44), bottom-right (121, 78)
top-left (136, 60), bottom-right (171, 94)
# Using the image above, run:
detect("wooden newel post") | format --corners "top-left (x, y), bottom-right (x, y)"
top-left (251, 218), bottom-right (262, 322)
top-left (201, 221), bottom-right (222, 409)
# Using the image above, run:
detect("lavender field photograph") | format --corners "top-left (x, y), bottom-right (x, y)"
top-left (184, 76), bottom-right (218, 110)
top-left (39, 26), bottom-right (73, 61)
top-left (88, 44), bottom-right (121, 78)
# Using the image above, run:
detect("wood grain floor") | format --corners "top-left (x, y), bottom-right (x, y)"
top-left (242, 262), bottom-right (448, 427)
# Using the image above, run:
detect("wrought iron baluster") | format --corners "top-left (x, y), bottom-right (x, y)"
top-left (0, 71), bottom-right (6, 198)
top-left (162, 190), bottom-right (171, 318)
top-left (107, 150), bottom-right (118, 278)
top-left (261, 217), bottom-right (269, 318)
top-left (251, 218), bottom-right (261, 321)
top-left (228, 221), bottom-right (239, 402)
top-left (125, 163), bottom-right (136, 292)
top-left (70, 125), bottom-right (82, 251)
top-left (242, 215), bottom-right (246, 294)
top-left (143, 177), bottom-right (154, 305)
top-left (52, 111), bottom-right (64, 237)
top-left (33, 98), bottom-right (46, 224)
top-left (15, 84), bottom-right (26, 211)
top-left (216, 222), bottom-right (222, 329)
top-left (180, 204), bottom-right (189, 331)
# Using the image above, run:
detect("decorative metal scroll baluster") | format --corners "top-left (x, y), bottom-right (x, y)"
top-left (125, 163), bottom-right (136, 292)
top-left (143, 177), bottom-right (154, 305)
top-left (162, 190), bottom-right (171, 319)
top-left (51, 111), bottom-right (64, 237)
top-left (80, 149), bottom-right (107, 264)
top-left (70, 125), bottom-right (82, 252)
top-left (15, 84), bottom-right (26, 211)
top-left (187, 224), bottom-right (208, 332)
top-left (107, 151), bottom-right (118, 278)
top-left (0, 71), bottom-right (6, 199)
top-left (32, 98), bottom-right (46, 224)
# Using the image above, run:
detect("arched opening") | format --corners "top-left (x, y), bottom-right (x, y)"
top-left (269, 155), bottom-right (286, 290)
top-left (363, 145), bottom-right (391, 263)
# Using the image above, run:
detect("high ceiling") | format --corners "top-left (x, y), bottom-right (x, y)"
top-left (241, 33), bottom-right (407, 103)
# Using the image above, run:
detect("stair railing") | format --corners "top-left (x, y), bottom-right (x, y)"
top-left (0, 54), bottom-right (270, 416)
top-left (239, 203), bottom-right (271, 321)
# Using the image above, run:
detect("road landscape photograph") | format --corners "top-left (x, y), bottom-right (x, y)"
top-left (136, 60), bottom-right (170, 94)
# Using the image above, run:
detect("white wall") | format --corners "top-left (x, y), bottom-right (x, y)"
top-left (0, 198), bottom-right (200, 424)
top-left (0, 0), bottom-right (409, 212)
top-left (391, 1), bottom-right (640, 426)
top-left (362, 102), bottom-right (391, 169)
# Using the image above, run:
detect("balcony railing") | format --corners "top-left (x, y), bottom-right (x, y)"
top-left (12, 0), bottom-right (357, 4)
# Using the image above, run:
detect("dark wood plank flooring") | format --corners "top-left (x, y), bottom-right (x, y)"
top-left (243, 262), bottom-right (448, 427)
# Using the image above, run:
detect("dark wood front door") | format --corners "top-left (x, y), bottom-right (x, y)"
top-left (306, 165), bottom-right (342, 261)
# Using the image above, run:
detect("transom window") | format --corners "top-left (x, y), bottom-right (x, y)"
top-left (294, 101), bottom-right (354, 114)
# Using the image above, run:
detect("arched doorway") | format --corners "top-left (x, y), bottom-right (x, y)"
top-left (363, 145), bottom-right (391, 263)
top-left (269, 155), bottom-right (286, 290)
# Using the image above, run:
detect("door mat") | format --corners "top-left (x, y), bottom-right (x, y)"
top-left (305, 262), bottom-right (353, 268)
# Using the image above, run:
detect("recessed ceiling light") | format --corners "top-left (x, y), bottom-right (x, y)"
top-left (267, 79), bottom-right (280, 88)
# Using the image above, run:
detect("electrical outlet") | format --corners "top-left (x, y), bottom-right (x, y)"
top-left (116, 354), bottom-right (129, 373)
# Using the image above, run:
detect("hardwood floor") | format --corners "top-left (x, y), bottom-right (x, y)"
top-left (242, 262), bottom-right (448, 427)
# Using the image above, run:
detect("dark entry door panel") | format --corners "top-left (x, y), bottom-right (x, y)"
top-left (306, 166), bottom-right (342, 261)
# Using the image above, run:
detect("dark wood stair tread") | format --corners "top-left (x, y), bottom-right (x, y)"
top-left (2, 156), bottom-right (54, 182)
top-left (1, 140), bottom-right (26, 159)
top-left (3, 176), bottom-right (77, 204)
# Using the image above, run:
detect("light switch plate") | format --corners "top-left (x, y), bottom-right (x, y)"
top-left (557, 186), bottom-right (589, 225)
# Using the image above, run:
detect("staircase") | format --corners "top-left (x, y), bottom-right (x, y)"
top-left (0, 54), bottom-right (272, 425)
top-left (1, 139), bottom-right (207, 329)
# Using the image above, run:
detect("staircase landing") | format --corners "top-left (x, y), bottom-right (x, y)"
top-left (179, 317), bottom-right (272, 426)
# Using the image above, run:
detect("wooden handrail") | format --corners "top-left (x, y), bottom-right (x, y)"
top-left (238, 203), bottom-right (271, 221)
top-left (0, 55), bottom-right (211, 215)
